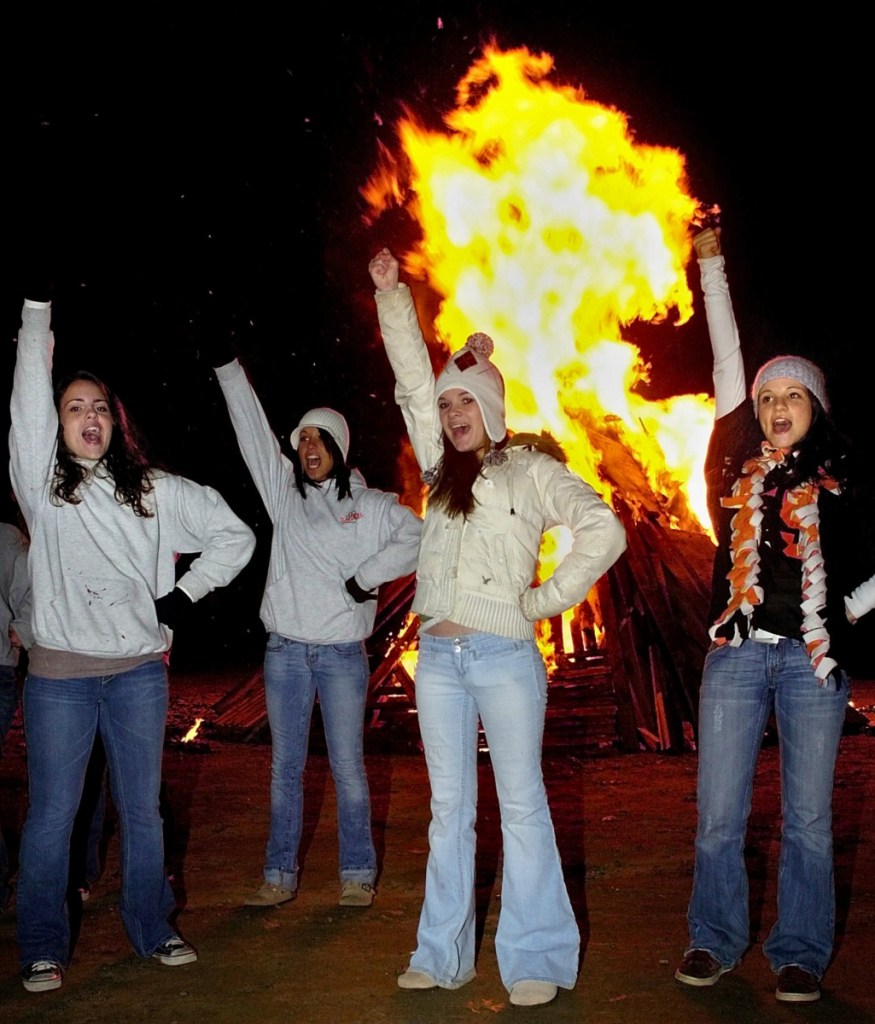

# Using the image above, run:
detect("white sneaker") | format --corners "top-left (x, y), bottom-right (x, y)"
top-left (510, 981), bottom-right (558, 1006)
top-left (397, 969), bottom-right (438, 990)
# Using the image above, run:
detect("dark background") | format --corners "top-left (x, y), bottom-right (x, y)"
top-left (2, 6), bottom-right (872, 670)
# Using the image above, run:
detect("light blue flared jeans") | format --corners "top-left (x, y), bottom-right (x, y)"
top-left (408, 631), bottom-right (579, 993)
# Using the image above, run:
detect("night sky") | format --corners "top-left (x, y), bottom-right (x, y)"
top-left (3, 8), bottom-right (872, 670)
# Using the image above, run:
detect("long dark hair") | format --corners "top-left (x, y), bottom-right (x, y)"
top-left (292, 429), bottom-right (352, 500)
top-left (52, 371), bottom-right (156, 518)
top-left (785, 398), bottom-right (853, 492)
top-left (427, 435), bottom-right (488, 519)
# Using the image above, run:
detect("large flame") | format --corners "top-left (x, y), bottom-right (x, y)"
top-left (364, 43), bottom-right (715, 659)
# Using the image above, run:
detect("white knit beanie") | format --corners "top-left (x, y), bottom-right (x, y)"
top-left (434, 333), bottom-right (507, 443)
top-left (751, 355), bottom-right (829, 414)
top-left (290, 407), bottom-right (350, 461)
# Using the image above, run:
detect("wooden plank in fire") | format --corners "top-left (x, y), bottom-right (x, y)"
top-left (614, 508), bottom-right (705, 749)
top-left (631, 517), bottom-right (713, 729)
top-left (585, 420), bottom-right (714, 746)
top-left (598, 560), bottom-right (660, 751)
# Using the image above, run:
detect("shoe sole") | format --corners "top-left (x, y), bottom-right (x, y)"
top-left (22, 978), bottom-right (62, 992)
top-left (398, 971), bottom-right (438, 990)
top-left (153, 952), bottom-right (198, 966)
top-left (776, 989), bottom-right (821, 1003)
top-left (398, 970), bottom-right (476, 991)
top-left (675, 965), bottom-right (732, 987)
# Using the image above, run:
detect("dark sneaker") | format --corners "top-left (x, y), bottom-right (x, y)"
top-left (21, 960), bottom-right (63, 992)
top-left (151, 936), bottom-right (198, 965)
top-left (675, 949), bottom-right (733, 986)
top-left (776, 966), bottom-right (821, 1003)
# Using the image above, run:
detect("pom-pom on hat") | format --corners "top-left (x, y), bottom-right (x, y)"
top-left (290, 408), bottom-right (350, 462)
top-left (751, 355), bottom-right (829, 414)
top-left (434, 332), bottom-right (507, 443)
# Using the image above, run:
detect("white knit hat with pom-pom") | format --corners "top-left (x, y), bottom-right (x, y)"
top-left (434, 332), bottom-right (507, 442)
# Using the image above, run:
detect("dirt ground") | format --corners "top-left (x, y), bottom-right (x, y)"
top-left (0, 668), bottom-right (873, 1024)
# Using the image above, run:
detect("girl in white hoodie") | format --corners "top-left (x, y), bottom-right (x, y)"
top-left (11, 291), bottom-right (255, 993)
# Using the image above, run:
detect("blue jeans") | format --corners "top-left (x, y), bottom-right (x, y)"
top-left (262, 635), bottom-right (376, 890)
top-left (408, 632), bottom-right (579, 992)
top-left (69, 735), bottom-right (108, 890)
top-left (17, 660), bottom-right (177, 966)
top-left (686, 639), bottom-right (848, 978)
top-left (0, 664), bottom-right (19, 904)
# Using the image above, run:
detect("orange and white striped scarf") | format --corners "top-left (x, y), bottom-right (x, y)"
top-left (709, 442), bottom-right (840, 683)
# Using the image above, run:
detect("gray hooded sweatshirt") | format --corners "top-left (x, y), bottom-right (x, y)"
top-left (215, 359), bottom-right (422, 644)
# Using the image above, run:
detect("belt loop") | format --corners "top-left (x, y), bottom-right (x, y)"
top-left (749, 626), bottom-right (783, 645)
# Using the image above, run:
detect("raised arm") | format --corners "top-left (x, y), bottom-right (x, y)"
top-left (369, 249), bottom-right (444, 472)
top-left (694, 228), bottom-right (746, 418)
top-left (214, 360), bottom-right (291, 520)
top-left (194, 282), bottom-right (291, 519)
top-left (10, 297), bottom-right (59, 531)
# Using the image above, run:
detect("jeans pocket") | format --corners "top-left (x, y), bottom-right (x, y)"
top-left (266, 633), bottom-right (287, 654)
top-left (328, 641), bottom-right (363, 659)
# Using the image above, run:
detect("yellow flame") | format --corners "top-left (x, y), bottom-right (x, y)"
top-left (364, 43), bottom-right (717, 657)
top-left (181, 717), bottom-right (204, 743)
top-left (399, 647), bottom-right (419, 680)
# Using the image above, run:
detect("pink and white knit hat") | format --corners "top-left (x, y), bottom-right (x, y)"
top-left (751, 355), bottom-right (829, 414)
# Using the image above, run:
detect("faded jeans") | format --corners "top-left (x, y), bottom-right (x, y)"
top-left (408, 632), bottom-right (579, 993)
top-left (262, 635), bottom-right (376, 891)
top-left (686, 639), bottom-right (848, 978)
top-left (17, 660), bottom-right (177, 967)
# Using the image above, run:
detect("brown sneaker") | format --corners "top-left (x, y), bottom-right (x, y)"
top-left (243, 882), bottom-right (295, 907)
top-left (339, 880), bottom-right (375, 907)
top-left (776, 966), bottom-right (821, 1003)
top-left (675, 949), bottom-right (734, 987)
